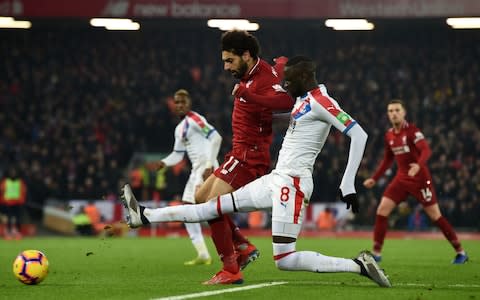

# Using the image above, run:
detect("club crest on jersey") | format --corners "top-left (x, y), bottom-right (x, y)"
top-left (292, 100), bottom-right (311, 120)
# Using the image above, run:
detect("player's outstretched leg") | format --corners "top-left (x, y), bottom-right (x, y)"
top-left (354, 251), bottom-right (392, 287)
top-left (120, 184), bottom-right (150, 228)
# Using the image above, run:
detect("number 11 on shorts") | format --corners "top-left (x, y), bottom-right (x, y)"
top-left (220, 156), bottom-right (240, 175)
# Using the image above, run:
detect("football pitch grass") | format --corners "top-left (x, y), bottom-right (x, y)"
top-left (0, 236), bottom-right (478, 300)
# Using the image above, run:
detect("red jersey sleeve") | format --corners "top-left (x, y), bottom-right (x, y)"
top-left (236, 87), bottom-right (293, 110)
top-left (372, 134), bottom-right (395, 181)
top-left (234, 59), bottom-right (294, 111)
top-left (410, 125), bottom-right (432, 166)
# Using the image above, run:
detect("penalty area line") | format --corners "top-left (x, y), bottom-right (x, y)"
top-left (151, 281), bottom-right (288, 300)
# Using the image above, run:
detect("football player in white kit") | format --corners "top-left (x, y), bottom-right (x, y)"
top-left (122, 57), bottom-right (391, 287)
top-left (146, 89), bottom-right (222, 266)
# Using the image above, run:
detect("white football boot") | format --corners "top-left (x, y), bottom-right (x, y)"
top-left (120, 184), bottom-right (144, 228)
top-left (354, 251), bottom-right (392, 287)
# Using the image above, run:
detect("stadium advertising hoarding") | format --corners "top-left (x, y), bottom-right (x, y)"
top-left (1, 0), bottom-right (480, 18)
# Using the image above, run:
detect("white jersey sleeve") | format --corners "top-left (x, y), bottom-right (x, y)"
top-left (310, 85), bottom-right (368, 195)
top-left (162, 122), bottom-right (186, 167)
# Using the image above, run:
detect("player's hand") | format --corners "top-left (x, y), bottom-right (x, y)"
top-left (339, 189), bottom-right (359, 213)
top-left (273, 56), bottom-right (288, 78)
top-left (363, 178), bottom-right (376, 189)
top-left (145, 161), bottom-right (165, 171)
top-left (202, 167), bottom-right (214, 181)
top-left (408, 163), bottom-right (420, 177)
top-left (273, 56), bottom-right (288, 65)
top-left (232, 83), bottom-right (247, 97)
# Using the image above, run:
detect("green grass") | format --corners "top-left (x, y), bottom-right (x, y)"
top-left (0, 236), bottom-right (478, 300)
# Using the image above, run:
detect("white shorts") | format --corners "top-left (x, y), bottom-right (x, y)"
top-left (182, 171), bottom-right (204, 204)
top-left (232, 171), bottom-right (313, 238)
top-left (182, 161), bottom-right (219, 204)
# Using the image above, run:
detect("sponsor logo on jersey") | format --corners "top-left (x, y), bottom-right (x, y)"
top-left (292, 100), bottom-right (311, 119)
top-left (391, 145), bottom-right (410, 154)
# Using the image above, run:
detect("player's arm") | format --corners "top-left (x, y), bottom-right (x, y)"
top-left (408, 128), bottom-right (432, 176)
top-left (272, 112), bottom-right (291, 121)
top-left (365, 136), bottom-right (394, 186)
top-left (233, 85), bottom-right (294, 110)
top-left (313, 98), bottom-right (368, 213)
top-left (272, 56), bottom-right (288, 79)
top-left (146, 134), bottom-right (185, 171)
top-left (232, 58), bottom-right (294, 110)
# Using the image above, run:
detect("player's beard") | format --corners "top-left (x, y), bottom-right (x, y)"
top-left (231, 61), bottom-right (248, 79)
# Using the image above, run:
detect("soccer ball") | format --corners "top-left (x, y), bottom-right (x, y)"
top-left (12, 250), bottom-right (49, 285)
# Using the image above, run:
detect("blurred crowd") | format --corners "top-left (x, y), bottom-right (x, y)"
top-left (0, 23), bottom-right (479, 229)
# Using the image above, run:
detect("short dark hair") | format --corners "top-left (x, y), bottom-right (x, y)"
top-left (389, 99), bottom-right (405, 108)
top-left (221, 30), bottom-right (261, 57)
top-left (285, 55), bottom-right (312, 67)
top-left (285, 55), bottom-right (316, 73)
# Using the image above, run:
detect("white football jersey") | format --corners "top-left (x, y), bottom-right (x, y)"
top-left (275, 84), bottom-right (358, 177)
top-left (173, 111), bottom-right (217, 170)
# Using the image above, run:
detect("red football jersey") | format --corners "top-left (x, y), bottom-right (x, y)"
top-left (372, 121), bottom-right (432, 180)
top-left (231, 58), bottom-right (286, 148)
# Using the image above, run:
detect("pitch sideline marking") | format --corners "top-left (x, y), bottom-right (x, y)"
top-left (152, 281), bottom-right (288, 300)
top-left (152, 280), bottom-right (480, 300)
top-left (297, 281), bottom-right (480, 288)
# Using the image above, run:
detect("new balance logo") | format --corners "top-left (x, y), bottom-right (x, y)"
top-left (102, 0), bottom-right (129, 16)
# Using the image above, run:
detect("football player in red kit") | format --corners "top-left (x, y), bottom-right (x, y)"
top-left (193, 30), bottom-right (294, 284)
top-left (363, 99), bottom-right (468, 264)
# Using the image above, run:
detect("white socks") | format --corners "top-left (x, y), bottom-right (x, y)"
top-left (143, 195), bottom-right (236, 223)
top-left (273, 242), bottom-right (360, 273)
top-left (184, 222), bottom-right (210, 259)
top-left (143, 200), bottom-right (217, 223)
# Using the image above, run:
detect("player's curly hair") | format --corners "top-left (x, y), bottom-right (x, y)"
top-left (221, 30), bottom-right (261, 57)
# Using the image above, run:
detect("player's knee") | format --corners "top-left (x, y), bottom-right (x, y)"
top-left (194, 189), bottom-right (207, 203)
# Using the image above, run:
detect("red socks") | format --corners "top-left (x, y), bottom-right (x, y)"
top-left (225, 214), bottom-right (250, 246)
top-left (435, 216), bottom-right (463, 252)
top-left (208, 215), bottom-right (239, 274)
top-left (373, 215), bottom-right (388, 253)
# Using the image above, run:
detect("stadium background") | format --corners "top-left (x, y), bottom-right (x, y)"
top-left (0, 0), bottom-right (479, 237)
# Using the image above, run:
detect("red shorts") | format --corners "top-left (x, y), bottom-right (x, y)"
top-left (383, 175), bottom-right (437, 207)
top-left (214, 144), bottom-right (270, 190)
